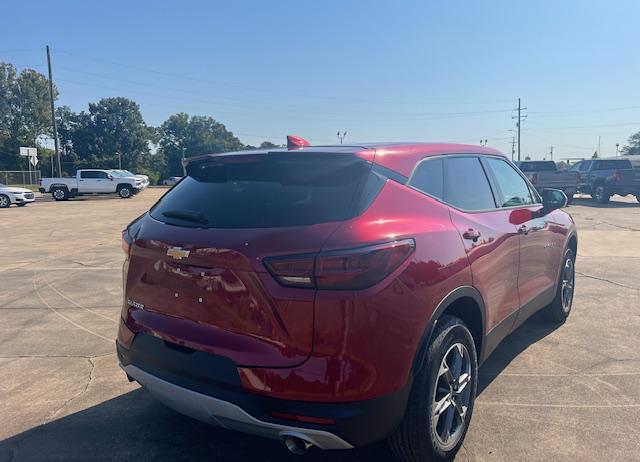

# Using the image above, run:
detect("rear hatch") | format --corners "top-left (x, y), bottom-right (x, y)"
top-left (124, 150), bottom-right (381, 367)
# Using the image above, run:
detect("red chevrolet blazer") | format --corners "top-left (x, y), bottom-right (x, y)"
top-left (117, 140), bottom-right (577, 461)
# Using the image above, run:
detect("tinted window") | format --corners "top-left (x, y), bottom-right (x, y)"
top-left (80, 171), bottom-right (98, 179)
top-left (578, 161), bottom-right (592, 172)
top-left (409, 158), bottom-right (443, 199)
top-left (151, 153), bottom-right (382, 228)
top-left (593, 159), bottom-right (632, 170)
top-left (443, 157), bottom-right (496, 210)
top-left (96, 171), bottom-right (109, 179)
top-left (485, 157), bottom-right (534, 207)
top-left (516, 161), bottom-right (556, 172)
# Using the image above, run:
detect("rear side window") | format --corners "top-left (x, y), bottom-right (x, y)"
top-left (80, 171), bottom-right (98, 179)
top-left (516, 161), bottom-right (556, 172)
top-left (150, 153), bottom-right (381, 228)
top-left (593, 159), bottom-right (632, 170)
top-left (485, 157), bottom-right (535, 207)
top-left (578, 161), bottom-right (592, 172)
top-left (409, 158), bottom-right (443, 199)
top-left (443, 157), bottom-right (496, 211)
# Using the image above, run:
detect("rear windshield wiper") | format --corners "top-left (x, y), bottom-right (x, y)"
top-left (161, 210), bottom-right (209, 225)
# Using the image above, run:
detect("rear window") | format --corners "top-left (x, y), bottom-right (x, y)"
top-left (516, 161), bottom-right (556, 172)
top-left (150, 153), bottom-right (382, 228)
top-left (593, 159), bottom-right (632, 170)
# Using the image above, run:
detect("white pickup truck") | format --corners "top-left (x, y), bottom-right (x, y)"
top-left (39, 169), bottom-right (147, 201)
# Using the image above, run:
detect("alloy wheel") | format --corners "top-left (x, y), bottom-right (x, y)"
top-left (561, 257), bottom-right (575, 313)
top-left (53, 189), bottom-right (65, 200)
top-left (431, 342), bottom-right (472, 451)
top-left (0, 195), bottom-right (9, 207)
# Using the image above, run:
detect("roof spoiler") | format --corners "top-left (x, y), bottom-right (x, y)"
top-left (287, 135), bottom-right (311, 150)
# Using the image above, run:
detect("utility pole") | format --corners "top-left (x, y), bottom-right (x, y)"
top-left (46, 46), bottom-right (61, 176)
top-left (337, 131), bottom-right (347, 144)
top-left (616, 143), bottom-right (620, 156)
top-left (511, 136), bottom-right (516, 161)
top-left (597, 136), bottom-right (601, 158)
top-left (550, 146), bottom-right (553, 161)
top-left (512, 98), bottom-right (527, 161)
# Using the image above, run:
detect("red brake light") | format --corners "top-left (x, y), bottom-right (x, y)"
top-left (287, 135), bottom-right (311, 150)
top-left (613, 169), bottom-right (622, 182)
top-left (121, 229), bottom-right (133, 255)
top-left (264, 239), bottom-right (415, 290)
top-left (530, 173), bottom-right (537, 185)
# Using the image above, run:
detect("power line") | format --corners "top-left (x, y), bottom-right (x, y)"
top-left (55, 49), bottom-right (513, 106)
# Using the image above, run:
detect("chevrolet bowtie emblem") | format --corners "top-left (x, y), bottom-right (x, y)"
top-left (167, 246), bottom-right (190, 260)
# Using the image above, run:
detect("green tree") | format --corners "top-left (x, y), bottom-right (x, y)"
top-left (259, 141), bottom-right (279, 149)
top-left (0, 62), bottom-right (57, 170)
top-left (158, 113), bottom-right (244, 177)
top-left (621, 131), bottom-right (640, 156)
top-left (56, 98), bottom-right (159, 179)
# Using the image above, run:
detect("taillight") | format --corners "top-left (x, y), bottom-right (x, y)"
top-left (121, 228), bottom-right (133, 255)
top-left (530, 173), bottom-right (537, 185)
top-left (264, 239), bottom-right (415, 290)
top-left (613, 169), bottom-right (622, 182)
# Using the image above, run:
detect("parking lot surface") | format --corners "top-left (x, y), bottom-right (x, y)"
top-left (1, 190), bottom-right (639, 462)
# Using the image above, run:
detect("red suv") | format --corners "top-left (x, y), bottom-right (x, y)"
top-left (117, 141), bottom-right (577, 461)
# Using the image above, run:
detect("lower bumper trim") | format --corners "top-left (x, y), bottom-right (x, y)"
top-left (121, 364), bottom-right (353, 450)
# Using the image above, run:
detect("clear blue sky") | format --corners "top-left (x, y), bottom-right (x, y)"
top-left (2, 0), bottom-right (639, 160)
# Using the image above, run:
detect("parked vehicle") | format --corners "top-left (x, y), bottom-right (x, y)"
top-left (117, 140), bottom-right (577, 462)
top-left (111, 169), bottom-right (150, 187)
top-left (39, 169), bottom-right (146, 200)
top-left (570, 158), bottom-right (640, 203)
top-left (162, 176), bottom-right (182, 186)
top-left (0, 183), bottom-right (36, 208)
top-left (515, 160), bottom-right (579, 204)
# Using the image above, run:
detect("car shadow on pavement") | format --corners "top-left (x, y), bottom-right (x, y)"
top-left (477, 312), bottom-right (562, 395)
top-left (0, 314), bottom-right (561, 462)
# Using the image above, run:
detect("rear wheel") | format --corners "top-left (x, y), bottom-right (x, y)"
top-left (52, 187), bottom-right (68, 201)
top-left (0, 194), bottom-right (10, 208)
top-left (543, 248), bottom-right (575, 323)
top-left (593, 184), bottom-right (609, 203)
top-left (118, 186), bottom-right (132, 198)
top-left (389, 316), bottom-right (477, 462)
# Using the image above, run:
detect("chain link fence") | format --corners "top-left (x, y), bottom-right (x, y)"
top-left (0, 170), bottom-right (42, 188)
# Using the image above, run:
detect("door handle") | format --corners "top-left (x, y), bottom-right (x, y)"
top-left (518, 225), bottom-right (529, 235)
top-left (462, 229), bottom-right (481, 242)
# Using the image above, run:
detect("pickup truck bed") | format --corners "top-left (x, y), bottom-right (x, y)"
top-left (515, 161), bottom-right (579, 203)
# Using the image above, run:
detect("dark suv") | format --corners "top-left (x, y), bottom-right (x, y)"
top-left (117, 141), bottom-right (577, 461)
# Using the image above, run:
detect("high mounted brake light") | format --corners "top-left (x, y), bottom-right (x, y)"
top-left (264, 239), bottom-right (415, 290)
top-left (287, 135), bottom-right (311, 150)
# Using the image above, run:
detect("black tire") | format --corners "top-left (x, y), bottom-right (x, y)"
top-left (389, 316), bottom-right (478, 462)
top-left (52, 187), bottom-right (69, 201)
top-left (593, 184), bottom-right (609, 203)
top-left (543, 248), bottom-right (575, 323)
top-left (118, 186), bottom-right (132, 198)
top-left (0, 194), bottom-right (10, 208)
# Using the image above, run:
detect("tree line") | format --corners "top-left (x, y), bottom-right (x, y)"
top-left (0, 62), bottom-right (278, 183)
top-left (2, 60), bottom-right (640, 183)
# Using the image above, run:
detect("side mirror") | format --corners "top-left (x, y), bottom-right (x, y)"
top-left (542, 188), bottom-right (567, 212)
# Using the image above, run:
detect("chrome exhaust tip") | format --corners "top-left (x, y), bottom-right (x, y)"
top-left (283, 433), bottom-right (314, 455)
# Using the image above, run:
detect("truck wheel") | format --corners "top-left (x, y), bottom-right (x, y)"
top-left (52, 188), bottom-right (68, 201)
top-left (593, 185), bottom-right (609, 203)
top-left (543, 248), bottom-right (575, 323)
top-left (389, 316), bottom-right (477, 462)
top-left (0, 194), bottom-right (10, 208)
top-left (118, 186), bottom-right (132, 198)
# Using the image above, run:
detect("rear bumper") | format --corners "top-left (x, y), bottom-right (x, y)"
top-left (116, 333), bottom-right (410, 447)
top-left (121, 363), bottom-right (353, 450)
